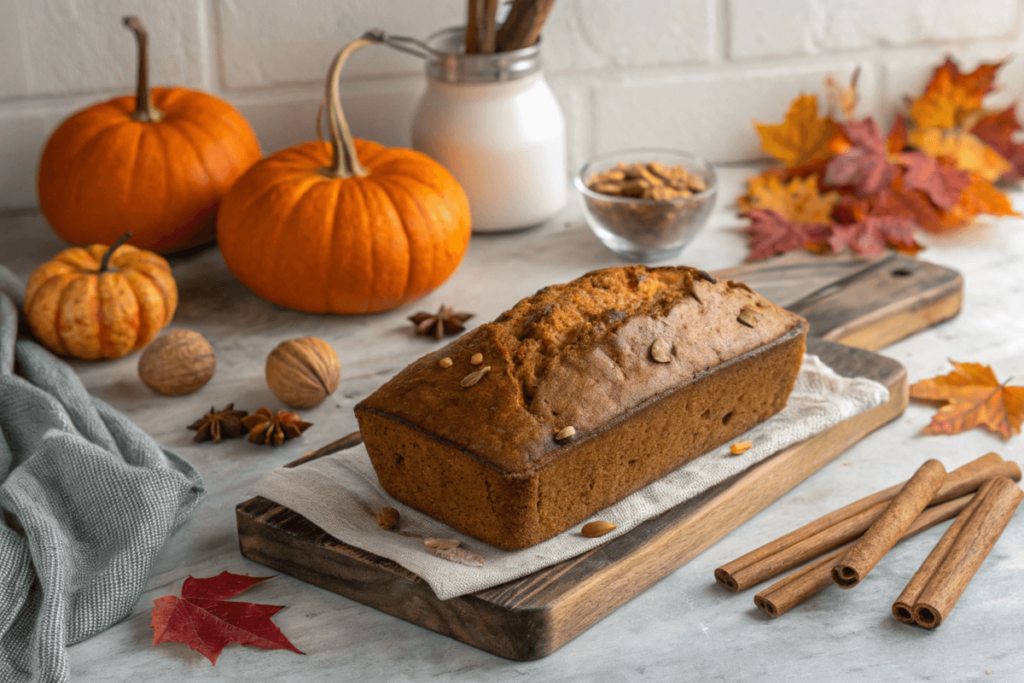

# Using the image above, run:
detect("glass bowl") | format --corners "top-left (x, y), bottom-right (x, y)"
top-left (575, 149), bottom-right (718, 262)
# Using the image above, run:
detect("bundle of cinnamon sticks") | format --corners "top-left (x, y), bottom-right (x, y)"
top-left (465, 0), bottom-right (556, 54)
top-left (715, 453), bottom-right (1023, 627)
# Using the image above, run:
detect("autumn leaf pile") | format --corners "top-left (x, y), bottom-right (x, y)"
top-left (741, 59), bottom-right (1021, 260)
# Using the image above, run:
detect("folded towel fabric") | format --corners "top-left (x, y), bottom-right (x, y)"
top-left (0, 267), bottom-right (204, 683)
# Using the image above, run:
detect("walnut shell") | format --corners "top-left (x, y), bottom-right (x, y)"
top-left (265, 337), bottom-right (341, 409)
top-left (138, 329), bottom-right (215, 396)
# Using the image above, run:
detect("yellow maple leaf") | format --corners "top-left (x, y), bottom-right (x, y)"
top-left (939, 172), bottom-right (1019, 228)
top-left (909, 59), bottom-right (1001, 129)
top-left (755, 95), bottom-right (839, 168)
top-left (740, 174), bottom-right (838, 223)
top-left (909, 127), bottom-right (1011, 182)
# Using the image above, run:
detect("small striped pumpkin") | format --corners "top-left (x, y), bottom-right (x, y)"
top-left (24, 233), bottom-right (178, 360)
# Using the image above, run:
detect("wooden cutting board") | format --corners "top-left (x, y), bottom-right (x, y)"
top-left (236, 252), bottom-right (961, 661)
top-left (714, 251), bottom-right (962, 351)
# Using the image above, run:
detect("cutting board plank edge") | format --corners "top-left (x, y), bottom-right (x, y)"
top-left (714, 252), bottom-right (963, 352)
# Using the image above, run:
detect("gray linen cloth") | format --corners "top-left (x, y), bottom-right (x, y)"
top-left (254, 354), bottom-right (888, 600)
top-left (0, 268), bottom-right (205, 683)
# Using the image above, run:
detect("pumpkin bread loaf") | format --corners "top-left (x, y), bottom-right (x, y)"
top-left (356, 266), bottom-right (808, 550)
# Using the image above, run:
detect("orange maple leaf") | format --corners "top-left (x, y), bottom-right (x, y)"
top-left (939, 172), bottom-right (1019, 228)
top-left (887, 114), bottom-right (909, 155)
top-left (909, 58), bottom-right (1001, 129)
top-left (910, 361), bottom-right (1024, 440)
top-left (760, 158), bottom-right (831, 185)
top-left (755, 94), bottom-right (839, 168)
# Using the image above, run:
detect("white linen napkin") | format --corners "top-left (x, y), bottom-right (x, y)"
top-left (253, 354), bottom-right (888, 600)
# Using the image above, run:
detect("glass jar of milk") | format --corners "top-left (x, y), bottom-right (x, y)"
top-left (410, 28), bottom-right (566, 233)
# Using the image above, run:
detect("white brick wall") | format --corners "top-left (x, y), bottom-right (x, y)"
top-left (1, 0), bottom-right (1023, 209)
top-left (593, 61), bottom-right (879, 163)
top-left (0, 0), bottom-right (209, 98)
top-left (729, 0), bottom-right (1018, 59)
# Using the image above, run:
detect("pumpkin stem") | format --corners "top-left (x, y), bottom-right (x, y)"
top-left (98, 232), bottom-right (133, 273)
top-left (322, 37), bottom-right (378, 179)
top-left (123, 16), bottom-right (163, 123)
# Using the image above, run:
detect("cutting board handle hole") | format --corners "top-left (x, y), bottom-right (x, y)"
top-left (890, 268), bottom-right (912, 277)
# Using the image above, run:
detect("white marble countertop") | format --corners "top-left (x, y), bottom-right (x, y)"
top-left (3, 165), bottom-right (1024, 682)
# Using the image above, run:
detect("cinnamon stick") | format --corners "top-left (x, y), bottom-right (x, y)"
top-left (715, 453), bottom-right (1017, 592)
top-left (892, 478), bottom-right (995, 623)
top-left (831, 459), bottom-right (947, 588)
top-left (465, 0), bottom-right (482, 53)
top-left (754, 493), bottom-right (973, 618)
top-left (728, 460), bottom-right (1018, 591)
top-left (496, 0), bottom-right (557, 52)
top-left (479, 0), bottom-right (499, 53)
top-left (726, 503), bottom-right (887, 592)
top-left (911, 476), bottom-right (1023, 629)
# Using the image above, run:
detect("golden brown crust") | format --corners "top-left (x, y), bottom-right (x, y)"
top-left (357, 265), bottom-right (803, 474)
top-left (355, 265), bottom-right (807, 549)
top-left (358, 321), bottom-right (806, 549)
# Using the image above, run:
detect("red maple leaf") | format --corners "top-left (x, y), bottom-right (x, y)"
top-left (872, 184), bottom-right (943, 233)
top-left (744, 209), bottom-right (829, 260)
top-left (896, 151), bottom-right (971, 210)
top-left (825, 119), bottom-right (898, 196)
top-left (827, 215), bottom-right (919, 257)
top-left (151, 571), bottom-right (303, 665)
top-left (971, 107), bottom-right (1024, 181)
top-left (833, 186), bottom-right (940, 234)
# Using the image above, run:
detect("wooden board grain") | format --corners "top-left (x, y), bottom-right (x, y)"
top-left (713, 252), bottom-right (962, 351)
top-left (237, 338), bottom-right (906, 661)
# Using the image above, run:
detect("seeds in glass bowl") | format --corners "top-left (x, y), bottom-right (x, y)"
top-left (582, 161), bottom-right (712, 252)
top-left (586, 162), bottom-right (706, 199)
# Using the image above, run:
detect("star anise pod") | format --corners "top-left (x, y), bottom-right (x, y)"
top-left (187, 404), bottom-right (249, 443)
top-left (408, 305), bottom-right (474, 341)
top-left (241, 408), bottom-right (313, 446)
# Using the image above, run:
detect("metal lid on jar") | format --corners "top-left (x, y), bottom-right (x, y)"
top-left (426, 27), bottom-right (542, 83)
top-left (364, 27), bottom-right (542, 84)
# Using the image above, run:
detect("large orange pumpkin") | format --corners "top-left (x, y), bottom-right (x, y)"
top-left (37, 16), bottom-right (262, 254)
top-left (216, 37), bottom-right (471, 314)
top-left (24, 233), bottom-right (178, 360)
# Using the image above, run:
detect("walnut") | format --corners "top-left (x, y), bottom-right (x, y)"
top-left (265, 337), bottom-right (341, 409)
top-left (138, 330), bottom-right (215, 396)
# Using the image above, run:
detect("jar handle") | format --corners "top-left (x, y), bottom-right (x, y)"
top-left (313, 31), bottom-right (433, 159)
top-left (362, 29), bottom-right (434, 60)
